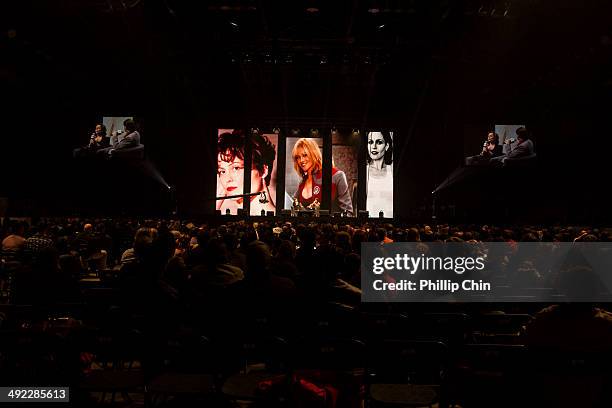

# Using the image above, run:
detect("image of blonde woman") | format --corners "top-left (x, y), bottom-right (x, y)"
top-left (291, 138), bottom-right (352, 214)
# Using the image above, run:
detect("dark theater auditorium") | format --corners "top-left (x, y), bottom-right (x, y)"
top-left (2, 0), bottom-right (612, 407)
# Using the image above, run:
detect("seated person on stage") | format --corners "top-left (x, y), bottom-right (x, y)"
top-left (73, 124), bottom-right (109, 158)
top-left (98, 118), bottom-right (141, 157)
top-left (109, 119), bottom-right (140, 154)
top-left (465, 131), bottom-right (503, 165)
top-left (491, 126), bottom-right (535, 165)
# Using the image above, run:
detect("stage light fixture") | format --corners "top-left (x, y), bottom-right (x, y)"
top-left (310, 128), bottom-right (320, 137)
top-left (229, 20), bottom-right (239, 28)
top-left (273, 127), bottom-right (280, 134)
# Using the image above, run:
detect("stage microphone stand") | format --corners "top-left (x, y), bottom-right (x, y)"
top-left (214, 192), bottom-right (262, 201)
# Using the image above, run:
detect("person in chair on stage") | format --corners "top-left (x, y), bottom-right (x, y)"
top-left (465, 131), bottom-right (503, 166)
top-left (216, 131), bottom-right (276, 215)
top-left (291, 138), bottom-right (352, 215)
top-left (96, 119), bottom-right (141, 158)
top-left (109, 119), bottom-right (140, 153)
top-left (73, 124), bottom-right (109, 158)
top-left (490, 127), bottom-right (535, 166)
top-left (504, 127), bottom-right (534, 159)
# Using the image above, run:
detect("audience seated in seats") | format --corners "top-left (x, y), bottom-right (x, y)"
top-left (229, 240), bottom-right (298, 309)
top-left (523, 265), bottom-right (612, 407)
top-left (304, 243), bottom-right (362, 307)
top-left (22, 222), bottom-right (54, 261)
top-left (4, 216), bottom-right (612, 407)
top-left (14, 247), bottom-right (81, 305)
top-left (269, 239), bottom-right (299, 280)
top-left (526, 265), bottom-right (612, 352)
top-left (120, 227), bottom-right (158, 266)
top-left (188, 237), bottom-right (244, 291)
top-left (376, 227), bottom-right (393, 244)
top-left (1, 220), bottom-right (26, 259)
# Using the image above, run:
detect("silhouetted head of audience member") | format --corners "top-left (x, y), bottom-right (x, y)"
top-left (335, 231), bottom-right (352, 253)
top-left (406, 227), bottom-right (420, 242)
top-left (376, 228), bottom-right (387, 242)
top-left (558, 265), bottom-right (604, 302)
top-left (298, 226), bottom-right (316, 250)
top-left (133, 227), bottom-right (158, 260)
top-left (277, 239), bottom-right (296, 261)
top-left (245, 240), bottom-right (272, 281)
top-left (204, 238), bottom-right (229, 266)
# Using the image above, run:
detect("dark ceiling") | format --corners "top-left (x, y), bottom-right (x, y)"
top-left (4, 0), bottom-right (611, 124)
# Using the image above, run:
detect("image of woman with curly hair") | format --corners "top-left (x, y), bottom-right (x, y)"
top-left (216, 130), bottom-right (277, 215)
top-left (249, 132), bottom-right (277, 215)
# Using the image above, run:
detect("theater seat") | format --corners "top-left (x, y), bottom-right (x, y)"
top-left (110, 144), bottom-right (145, 160)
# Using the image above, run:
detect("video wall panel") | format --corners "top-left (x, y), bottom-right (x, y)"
top-left (250, 131), bottom-right (278, 216)
top-left (365, 131), bottom-right (393, 218)
top-left (332, 130), bottom-right (358, 215)
top-left (284, 137), bottom-right (324, 211)
top-left (216, 129), bottom-right (245, 215)
top-left (214, 128), bottom-right (395, 218)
